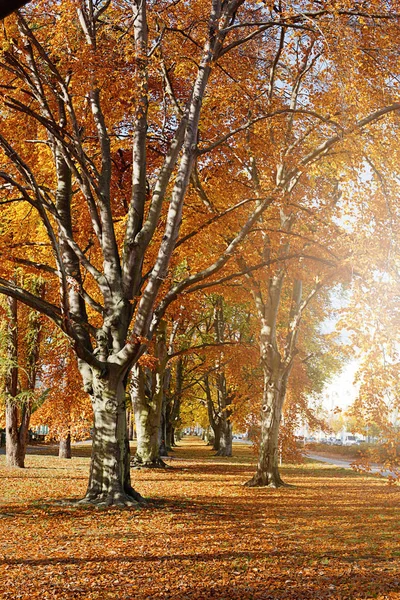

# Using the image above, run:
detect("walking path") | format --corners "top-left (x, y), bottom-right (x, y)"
top-left (306, 451), bottom-right (396, 478)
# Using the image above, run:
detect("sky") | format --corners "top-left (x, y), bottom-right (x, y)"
top-left (322, 359), bottom-right (360, 412)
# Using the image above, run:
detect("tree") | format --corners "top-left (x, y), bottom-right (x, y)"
top-left (131, 322), bottom-right (168, 468)
top-left (0, 1), bottom-right (399, 505)
top-left (31, 333), bottom-right (93, 459)
top-left (1, 0), bottom-right (288, 504)
top-left (0, 278), bottom-right (43, 467)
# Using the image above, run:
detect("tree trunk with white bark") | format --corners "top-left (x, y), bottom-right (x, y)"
top-left (244, 271), bottom-right (309, 487)
top-left (245, 366), bottom-right (289, 487)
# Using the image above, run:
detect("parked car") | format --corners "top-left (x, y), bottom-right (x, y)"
top-left (343, 435), bottom-right (357, 446)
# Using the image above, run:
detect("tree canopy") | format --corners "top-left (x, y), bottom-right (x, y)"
top-left (0, 0), bottom-right (399, 501)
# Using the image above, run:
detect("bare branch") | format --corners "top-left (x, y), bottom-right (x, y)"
top-left (197, 109), bottom-right (342, 155)
top-left (151, 194), bottom-right (276, 332)
top-left (176, 197), bottom-right (258, 248)
top-left (169, 340), bottom-right (251, 360)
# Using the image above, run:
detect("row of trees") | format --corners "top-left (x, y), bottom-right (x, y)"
top-left (0, 0), bottom-right (399, 504)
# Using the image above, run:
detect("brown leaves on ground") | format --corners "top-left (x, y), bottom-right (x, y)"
top-left (0, 438), bottom-right (399, 600)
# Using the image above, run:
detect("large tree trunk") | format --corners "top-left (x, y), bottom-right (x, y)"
top-left (245, 277), bottom-right (305, 488)
top-left (131, 322), bottom-right (168, 468)
top-left (59, 432), bottom-right (72, 459)
top-left (211, 297), bottom-right (233, 457)
top-left (245, 367), bottom-right (288, 487)
top-left (131, 364), bottom-right (166, 468)
top-left (82, 369), bottom-right (143, 506)
top-left (243, 250), bottom-right (301, 488)
top-left (211, 422), bottom-right (222, 452)
top-left (204, 374), bottom-right (222, 452)
top-left (218, 417), bottom-right (232, 457)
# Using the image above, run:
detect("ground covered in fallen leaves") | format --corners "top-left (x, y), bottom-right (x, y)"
top-left (1, 437), bottom-right (399, 600)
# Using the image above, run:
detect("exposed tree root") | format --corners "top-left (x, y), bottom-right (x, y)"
top-left (215, 449), bottom-right (232, 457)
top-left (130, 456), bottom-right (171, 469)
top-left (244, 473), bottom-right (294, 488)
top-left (125, 485), bottom-right (147, 503)
top-left (76, 488), bottom-right (146, 508)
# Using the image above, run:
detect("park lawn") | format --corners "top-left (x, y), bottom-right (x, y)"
top-left (0, 438), bottom-right (399, 600)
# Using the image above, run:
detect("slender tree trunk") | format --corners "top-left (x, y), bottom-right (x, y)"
top-left (203, 426), bottom-right (211, 445)
top-left (160, 351), bottom-right (173, 454)
top-left (127, 409), bottom-right (134, 440)
top-left (165, 356), bottom-right (183, 449)
top-left (6, 402), bottom-right (27, 468)
top-left (159, 392), bottom-right (168, 457)
top-left (4, 296), bottom-right (29, 468)
top-left (4, 291), bottom-right (42, 469)
top-left (172, 426), bottom-right (178, 445)
top-left (165, 421), bottom-right (174, 449)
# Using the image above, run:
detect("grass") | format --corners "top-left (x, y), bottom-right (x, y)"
top-left (0, 437), bottom-right (399, 599)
